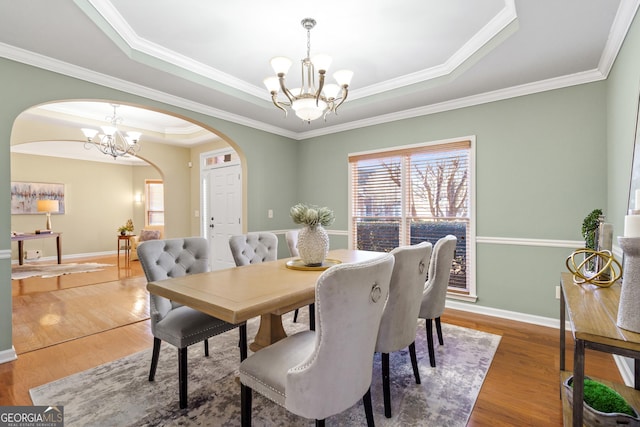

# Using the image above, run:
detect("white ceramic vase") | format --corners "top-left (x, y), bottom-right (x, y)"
top-left (297, 225), bottom-right (329, 266)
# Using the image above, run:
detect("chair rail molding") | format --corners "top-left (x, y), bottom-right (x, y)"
top-left (477, 236), bottom-right (583, 248)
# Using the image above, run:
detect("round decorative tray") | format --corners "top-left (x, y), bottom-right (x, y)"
top-left (285, 258), bottom-right (342, 271)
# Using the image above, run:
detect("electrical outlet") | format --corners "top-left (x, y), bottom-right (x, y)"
top-left (25, 249), bottom-right (41, 260)
top-left (268, 209), bottom-right (273, 219)
top-left (555, 285), bottom-right (561, 299)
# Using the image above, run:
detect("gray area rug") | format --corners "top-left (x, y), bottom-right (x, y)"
top-left (30, 313), bottom-right (500, 426)
top-left (11, 263), bottom-right (112, 280)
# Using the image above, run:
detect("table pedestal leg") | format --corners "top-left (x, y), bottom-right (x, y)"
top-left (250, 314), bottom-right (288, 352)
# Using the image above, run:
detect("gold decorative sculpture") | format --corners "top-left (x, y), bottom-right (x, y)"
top-left (565, 249), bottom-right (622, 287)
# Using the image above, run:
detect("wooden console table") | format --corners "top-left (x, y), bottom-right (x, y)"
top-left (560, 272), bottom-right (640, 426)
top-left (11, 232), bottom-right (61, 265)
top-left (117, 234), bottom-right (135, 267)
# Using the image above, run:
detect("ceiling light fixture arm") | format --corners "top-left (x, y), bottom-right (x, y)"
top-left (334, 84), bottom-right (349, 113)
top-left (279, 73), bottom-right (295, 104)
top-left (269, 90), bottom-right (289, 116)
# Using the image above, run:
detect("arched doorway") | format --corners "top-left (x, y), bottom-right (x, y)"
top-left (8, 100), bottom-right (244, 354)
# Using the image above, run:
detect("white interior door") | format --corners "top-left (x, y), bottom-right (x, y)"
top-left (205, 164), bottom-right (241, 270)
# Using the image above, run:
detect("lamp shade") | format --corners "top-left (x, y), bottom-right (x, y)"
top-left (37, 199), bottom-right (59, 213)
top-left (270, 56), bottom-right (293, 75)
top-left (81, 128), bottom-right (99, 139)
top-left (333, 69), bottom-right (354, 87)
top-left (101, 125), bottom-right (117, 137)
top-left (126, 131), bottom-right (141, 143)
top-left (263, 76), bottom-right (281, 93)
top-left (322, 83), bottom-right (340, 99)
top-left (311, 54), bottom-right (332, 72)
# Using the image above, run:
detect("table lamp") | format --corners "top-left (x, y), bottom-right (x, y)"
top-left (37, 199), bottom-right (59, 230)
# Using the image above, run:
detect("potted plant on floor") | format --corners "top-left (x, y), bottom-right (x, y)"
top-left (564, 376), bottom-right (640, 426)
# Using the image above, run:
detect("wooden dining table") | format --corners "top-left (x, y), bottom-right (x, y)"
top-left (146, 248), bottom-right (384, 352)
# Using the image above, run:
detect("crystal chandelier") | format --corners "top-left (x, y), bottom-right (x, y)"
top-left (264, 18), bottom-right (353, 123)
top-left (81, 104), bottom-right (142, 159)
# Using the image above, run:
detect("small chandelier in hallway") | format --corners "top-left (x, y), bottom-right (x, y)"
top-left (81, 104), bottom-right (142, 159)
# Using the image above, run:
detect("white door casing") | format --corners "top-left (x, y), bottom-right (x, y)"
top-left (201, 150), bottom-right (242, 270)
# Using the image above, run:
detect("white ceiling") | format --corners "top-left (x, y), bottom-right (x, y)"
top-left (1, 0), bottom-right (639, 155)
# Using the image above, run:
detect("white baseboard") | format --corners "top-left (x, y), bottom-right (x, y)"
top-left (445, 299), bottom-right (562, 329)
top-left (11, 250), bottom-right (116, 264)
top-left (0, 346), bottom-right (17, 364)
top-left (445, 300), bottom-right (634, 384)
top-left (614, 355), bottom-right (635, 387)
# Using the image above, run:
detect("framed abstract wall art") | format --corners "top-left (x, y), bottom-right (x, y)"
top-left (10, 181), bottom-right (66, 214)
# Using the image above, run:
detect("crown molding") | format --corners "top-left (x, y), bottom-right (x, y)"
top-left (82, 0), bottom-right (265, 100)
top-left (297, 68), bottom-right (607, 140)
top-left (85, 0), bottom-right (519, 107)
top-left (352, 0), bottom-right (517, 99)
top-left (598, 0), bottom-right (640, 76)
top-left (0, 39), bottom-right (610, 142)
top-left (0, 0), bottom-right (632, 146)
top-left (0, 42), bottom-right (299, 140)
top-left (0, 40), bottom-right (611, 142)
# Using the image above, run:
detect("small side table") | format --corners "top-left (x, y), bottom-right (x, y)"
top-left (117, 234), bottom-right (135, 267)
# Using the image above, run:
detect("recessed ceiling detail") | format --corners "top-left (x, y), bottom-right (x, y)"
top-left (79, 0), bottom-right (518, 105)
top-left (0, 1), bottom-right (636, 137)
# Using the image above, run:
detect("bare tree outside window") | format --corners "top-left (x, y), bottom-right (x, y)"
top-left (349, 140), bottom-right (472, 293)
top-left (413, 158), bottom-right (468, 218)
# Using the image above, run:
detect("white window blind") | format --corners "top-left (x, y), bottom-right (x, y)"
top-left (145, 180), bottom-right (164, 226)
top-left (349, 139), bottom-right (472, 293)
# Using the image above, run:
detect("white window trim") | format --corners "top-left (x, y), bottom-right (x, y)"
top-left (348, 135), bottom-right (477, 301)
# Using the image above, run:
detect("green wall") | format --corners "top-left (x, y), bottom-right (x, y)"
top-left (1, 9), bottom-right (640, 357)
top-left (0, 58), bottom-right (298, 357)
top-left (298, 83), bottom-right (607, 319)
top-left (607, 9), bottom-right (640, 240)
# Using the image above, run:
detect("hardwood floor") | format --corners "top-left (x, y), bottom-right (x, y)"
top-left (3, 255), bottom-right (154, 406)
top-left (444, 310), bottom-right (621, 426)
top-left (2, 258), bottom-right (622, 426)
top-left (11, 256), bottom-right (149, 354)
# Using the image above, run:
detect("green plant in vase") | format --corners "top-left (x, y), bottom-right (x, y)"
top-left (565, 376), bottom-right (640, 425)
top-left (581, 208), bottom-right (603, 272)
top-left (118, 219), bottom-right (134, 236)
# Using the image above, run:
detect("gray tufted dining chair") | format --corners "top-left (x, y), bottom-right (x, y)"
top-left (137, 237), bottom-right (244, 409)
top-left (229, 232), bottom-right (278, 266)
top-left (285, 229), bottom-right (307, 324)
top-left (239, 254), bottom-right (395, 427)
top-left (285, 229), bottom-right (300, 258)
top-left (419, 234), bottom-right (457, 367)
top-left (375, 241), bottom-right (432, 418)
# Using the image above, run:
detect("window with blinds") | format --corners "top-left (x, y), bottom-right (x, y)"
top-left (145, 180), bottom-right (164, 226)
top-left (349, 139), bottom-right (474, 294)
